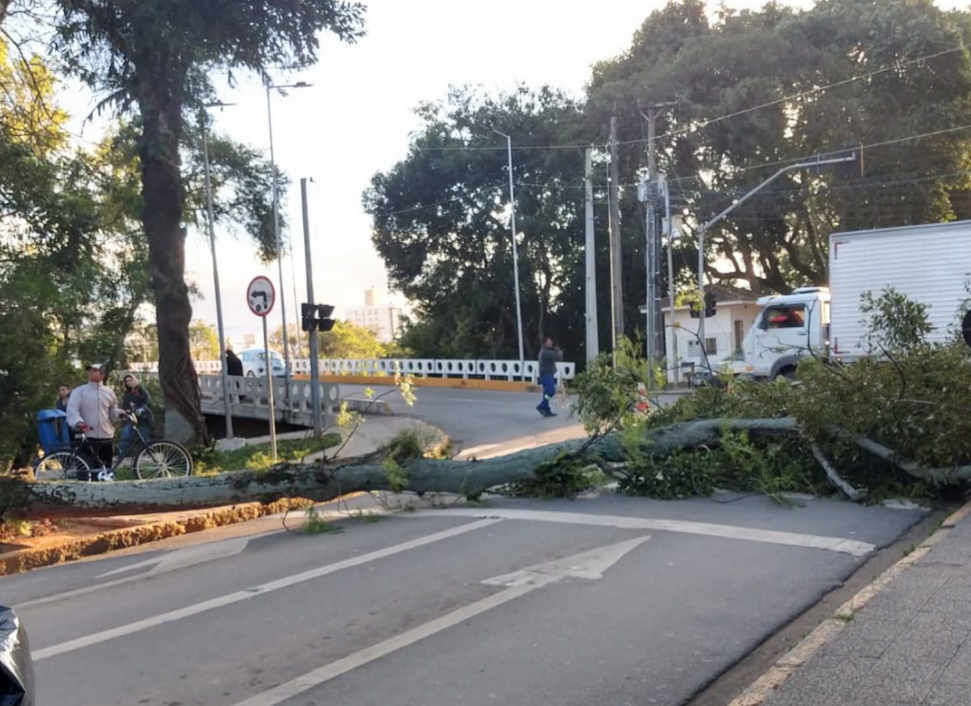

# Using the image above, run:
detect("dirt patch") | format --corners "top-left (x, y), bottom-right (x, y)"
top-left (0, 497), bottom-right (315, 576)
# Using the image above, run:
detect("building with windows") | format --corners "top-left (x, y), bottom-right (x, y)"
top-left (647, 284), bottom-right (760, 383)
top-left (345, 287), bottom-right (402, 344)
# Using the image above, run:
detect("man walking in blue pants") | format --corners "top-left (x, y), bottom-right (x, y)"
top-left (536, 337), bottom-right (562, 418)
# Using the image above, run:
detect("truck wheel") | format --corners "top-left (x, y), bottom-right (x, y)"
top-left (775, 366), bottom-right (797, 381)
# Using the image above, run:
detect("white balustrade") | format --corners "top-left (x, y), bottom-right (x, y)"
top-left (138, 371), bottom-right (341, 427)
top-left (135, 357), bottom-right (576, 382)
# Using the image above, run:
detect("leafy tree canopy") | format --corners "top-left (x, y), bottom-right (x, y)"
top-left (367, 0), bottom-right (971, 362)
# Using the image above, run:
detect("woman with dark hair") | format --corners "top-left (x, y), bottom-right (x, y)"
top-left (120, 373), bottom-right (153, 457)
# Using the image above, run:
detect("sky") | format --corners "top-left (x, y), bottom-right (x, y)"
top-left (62, 0), bottom-right (969, 347)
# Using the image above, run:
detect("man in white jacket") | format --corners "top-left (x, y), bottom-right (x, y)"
top-left (66, 363), bottom-right (126, 469)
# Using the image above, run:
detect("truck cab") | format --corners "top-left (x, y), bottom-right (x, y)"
top-left (736, 287), bottom-right (830, 380)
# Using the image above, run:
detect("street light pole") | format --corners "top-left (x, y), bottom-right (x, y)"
top-left (265, 80), bottom-right (312, 395)
top-left (201, 105), bottom-right (234, 439)
top-left (696, 153), bottom-right (858, 353)
top-left (493, 128), bottom-right (526, 369)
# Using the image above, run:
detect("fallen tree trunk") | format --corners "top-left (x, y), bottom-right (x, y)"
top-left (5, 419), bottom-right (802, 519)
top-left (6, 416), bottom-right (960, 520)
top-left (10, 437), bottom-right (610, 519)
top-left (850, 436), bottom-right (971, 484)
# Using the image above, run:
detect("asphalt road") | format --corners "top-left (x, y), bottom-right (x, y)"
top-left (340, 385), bottom-right (684, 459)
top-left (5, 493), bottom-right (926, 706)
top-left (341, 384), bottom-right (587, 458)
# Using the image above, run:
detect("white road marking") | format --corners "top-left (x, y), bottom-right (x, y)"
top-left (98, 536), bottom-right (252, 578)
top-left (230, 536), bottom-right (650, 706)
top-left (32, 518), bottom-right (502, 661)
top-left (410, 508), bottom-right (876, 557)
top-left (18, 537), bottom-right (253, 609)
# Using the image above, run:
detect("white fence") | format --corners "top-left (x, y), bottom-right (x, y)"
top-left (140, 372), bottom-right (341, 426)
top-left (135, 358), bottom-right (576, 382)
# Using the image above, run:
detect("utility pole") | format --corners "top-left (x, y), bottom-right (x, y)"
top-left (200, 105), bottom-right (234, 439)
top-left (662, 176), bottom-right (679, 385)
top-left (265, 80), bottom-right (311, 398)
top-left (641, 102), bottom-right (677, 370)
top-left (584, 148), bottom-right (599, 363)
top-left (608, 117), bottom-right (624, 361)
top-left (492, 128), bottom-right (526, 368)
top-left (301, 178), bottom-right (323, 436)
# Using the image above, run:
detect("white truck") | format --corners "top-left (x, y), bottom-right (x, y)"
top-left (731, 219), bottom-right (971, 380)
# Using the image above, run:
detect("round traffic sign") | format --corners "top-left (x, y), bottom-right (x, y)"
top-left (247, 276), bottom-right (276, 318)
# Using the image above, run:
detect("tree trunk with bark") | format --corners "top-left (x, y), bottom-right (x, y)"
top-left (8, 419), bottom-right (804, 519)
top-left (6, 417), bottom-right (967, 520)
top-left (135, 63), bottom-right (207, 446)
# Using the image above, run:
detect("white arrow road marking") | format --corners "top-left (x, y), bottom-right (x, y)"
top-left (230, 536), bottom-right (650, 706)
top-left (18, 537), bottom-right (254, 610)
top-left (409, 508), bottom-right (876, 557)
top-left (32, 518), bottom-right (502, 661)
top-left (97, 536), bottom-right (253, 578)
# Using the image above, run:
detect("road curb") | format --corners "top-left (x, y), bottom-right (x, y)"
top-left (725, 498), bottom-right (971, 706)
top-left (0, 496), bottom-right (334, 577)
top-left (296, 373), bottom-right (541, 393)
top-left (342, 398), bottom-right (395, 415)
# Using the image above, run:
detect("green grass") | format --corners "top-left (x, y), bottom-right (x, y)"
top-left (194, 433), bottom-right (341, 475)
top-left (304, 505), bottom-right (344, 534)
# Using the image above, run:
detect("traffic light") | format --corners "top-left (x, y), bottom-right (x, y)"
top-left (317, 305), bottom-right (336, 333)
top-left (301, 303), bottom-right (337, 333)
top-left (301, 303), bottom-right (316, 333)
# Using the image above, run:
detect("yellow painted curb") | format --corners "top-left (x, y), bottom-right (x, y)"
top-left (294, 373), bottom-right (538, 393)
top-left (0, 493), bottom-right (365, 576)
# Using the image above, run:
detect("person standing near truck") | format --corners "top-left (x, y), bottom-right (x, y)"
top-left (536, 337), bottom-right (563, 418)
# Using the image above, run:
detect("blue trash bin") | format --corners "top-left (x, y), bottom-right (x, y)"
top-left (36, 409), bottom-right (70, 455)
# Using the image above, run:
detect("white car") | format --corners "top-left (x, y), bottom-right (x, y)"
top-left (238, 348), bottom-right (287, 378)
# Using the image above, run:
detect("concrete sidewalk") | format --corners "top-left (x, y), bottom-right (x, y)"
top-left (761, 506), bottom-right (971, 706)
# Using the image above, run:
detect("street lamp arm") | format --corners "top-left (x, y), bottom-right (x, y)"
top-left (698, 155), bottom-right (854, 236)
top-left (696, 152), bottom-right (856, 360)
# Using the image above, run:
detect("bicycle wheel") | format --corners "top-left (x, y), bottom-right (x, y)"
top-left (34, 451), bottom-right (90, 481)
top-left (135, 441), bottom-right (193, 479)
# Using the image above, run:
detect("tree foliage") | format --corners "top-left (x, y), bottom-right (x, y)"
top-left (589, 0), bottom-right (971, 296)
top-left (39, 0), bottom-right (365, 444)
top-left (0, 20), bottom-right (295, 465)
top-left (367, 0), bottom-right (971, 360)
top-left (189, 320), bottom-right (220, 361)
top-left (569, 288), bottom-right (971, 501)
top-left (270, 320), bottom-right (395, 360)
top-left (365, 86), bottom-right (590, 360)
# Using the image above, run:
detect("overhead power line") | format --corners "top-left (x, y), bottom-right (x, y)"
top-left (405, 45), bottom-right (965, 155)
top-left (667, 121), bottom-right (971, 185)
top-left (623, 45), bottom-right (966, 148)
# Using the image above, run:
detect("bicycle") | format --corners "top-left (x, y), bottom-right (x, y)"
top-left (34, 412), bottom-right (193, 482)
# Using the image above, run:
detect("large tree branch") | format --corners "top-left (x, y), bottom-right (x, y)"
top-left (9, 419), bottom-right (803, 518)
top-left (8, 418), bottom-right (967, 520)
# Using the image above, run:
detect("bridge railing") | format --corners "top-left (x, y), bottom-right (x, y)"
top-left (138, 371), bottom-right (341, 425)
top-left (134, 358), bottom-right (576, 382)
